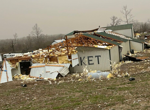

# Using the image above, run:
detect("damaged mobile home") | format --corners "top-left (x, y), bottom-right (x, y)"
top-left (0, 24), bottom-right (144, 83)
top-left (104, 24), bottom-right (144, 52)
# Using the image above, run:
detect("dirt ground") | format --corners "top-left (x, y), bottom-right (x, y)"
top-left (1, 71), bottom-right (150, 110)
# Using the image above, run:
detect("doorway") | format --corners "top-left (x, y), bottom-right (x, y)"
top-left (20, 61), bottom-right (31, 75)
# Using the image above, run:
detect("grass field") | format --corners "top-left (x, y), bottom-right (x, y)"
top-left (1, 71), bottom-right (150, 110)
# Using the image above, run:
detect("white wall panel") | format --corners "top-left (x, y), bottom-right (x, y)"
top-left (30, 67), bottom-right (46, 78)
top-left (130, 41), bottom-right (143, 51)
top-left (0, 61), bottom-right (13, 83)
top-left (114, 29), bottom-right (132, 37)
top-left (121, 41), bottom-right (130, 56)
top-left (71, 47), bottom-right (110, 73)
top-left (110, 46), bottom-right (119, 63)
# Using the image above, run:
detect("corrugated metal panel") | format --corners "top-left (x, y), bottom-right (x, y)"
top-left (82, 33), bottom-right (121, 46)
top-left (104, 24), bottom-right (132, 31)
top-left (96, 32), bottom-right (128, 42)
top-left (126, 36), bottom-right (144, 43)
top-left (130, 41), bottom-right (143, 51)
top-left (59, 66), bottom-right (69, 76)
top-left (71, 47), bottom-right (110, 73)
top-left (30, 63), bottom-right (70, 79)
top-left (110, 46), bottom-right (120, 63)
top-left (66, 31), bottom-right (74, 36)
top-left (72, 54), bottom-right (79, 67)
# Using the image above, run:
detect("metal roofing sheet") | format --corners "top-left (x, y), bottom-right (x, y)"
top-left (82, 33), bottom-right (121, 46)
top-left (125, 36), bottom-right (144, 43)
top-left (104, 24), bottom-right (133, 31)
top-left (96, 32), bottom-right (128, 42)
top-left (59, 66), bottom-right (69, 76)
top-left (66, 31), bottom-right (74, 36)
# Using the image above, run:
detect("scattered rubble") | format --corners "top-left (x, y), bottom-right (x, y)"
top-left (0, 26), bottom-right (148, 84)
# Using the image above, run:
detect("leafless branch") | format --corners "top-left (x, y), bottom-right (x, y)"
top-left (121, 5), bottom-right (133, 24)
top-left (32, 24), bottom-right (42, 39)
top-left (110, 16), bottom-right (122, 26)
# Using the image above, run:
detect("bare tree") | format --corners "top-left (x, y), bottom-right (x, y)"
top-left (10, 33), bottom-right (18, 52)
top-left (31, 24), bottom-right (42, 48)
top-left (14, 33), bottom-right (18, 40)
top-left (109, 16), bottom-right (122, 26)
top-left (26, 34), bottom-right (32, 51)
top-left (32, 24), bottom-right (42, 39)
top-left (13, 33), bottom-right (18, 45)
top-left (121, 5), bottom-right (133, 24)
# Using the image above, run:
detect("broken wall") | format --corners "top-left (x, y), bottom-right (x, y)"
top-left (70, 47), bottom-right (110, 73)
top-left (30, 63), bottom-right (70, 79)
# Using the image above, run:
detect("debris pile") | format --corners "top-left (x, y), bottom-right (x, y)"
top-left (110, 61), bottom-right (130, 77)
top-left (13, 74), bottom-right (35, 81)
top-left (111, 59), bottom-right (150, 77)
top-left (3, 32), bottom-right (119, 81)
top-left (0, 27), bottom-right (147, 84)
top-left (70, 66), bottom-right (113, 82)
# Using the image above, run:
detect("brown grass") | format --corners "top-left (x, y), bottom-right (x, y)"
top-left (1, 71), bottom-right (150, 110)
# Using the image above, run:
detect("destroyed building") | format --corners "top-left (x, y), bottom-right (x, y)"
top-left (104, 24), bottom-right (135, 38)
top-left (0, 24), bottom-right (145, 83)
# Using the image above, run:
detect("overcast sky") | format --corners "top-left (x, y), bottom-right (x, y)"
top-left (0, 0), bottom-right (150, 39)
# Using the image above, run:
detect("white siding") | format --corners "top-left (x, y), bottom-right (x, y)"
top-left (70, 47), bottom-right (110, 73)
top-left (30, 63), bottom-right (70, 79)
top-left (110, 46), bottom-right (120, 63)
top-left (121, 41), bottom-right (130, 56)
top-left (130, 41), bottom-right (143, 51)
top-left (30, 67), bottom-right (46, 78)
top-left (0, 61), bottom-right (13, 83)
top-left (18, 63), bottom-right (21, 74)
top-left (131, 26), bottom-right (135, 38)
top-left (114, 29), bottom-right (132, 37)
top-left (0, 54), bottom-right (2, 62)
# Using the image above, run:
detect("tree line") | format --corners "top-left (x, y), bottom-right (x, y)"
top-left (0, 24), bottom-right (64, 53)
